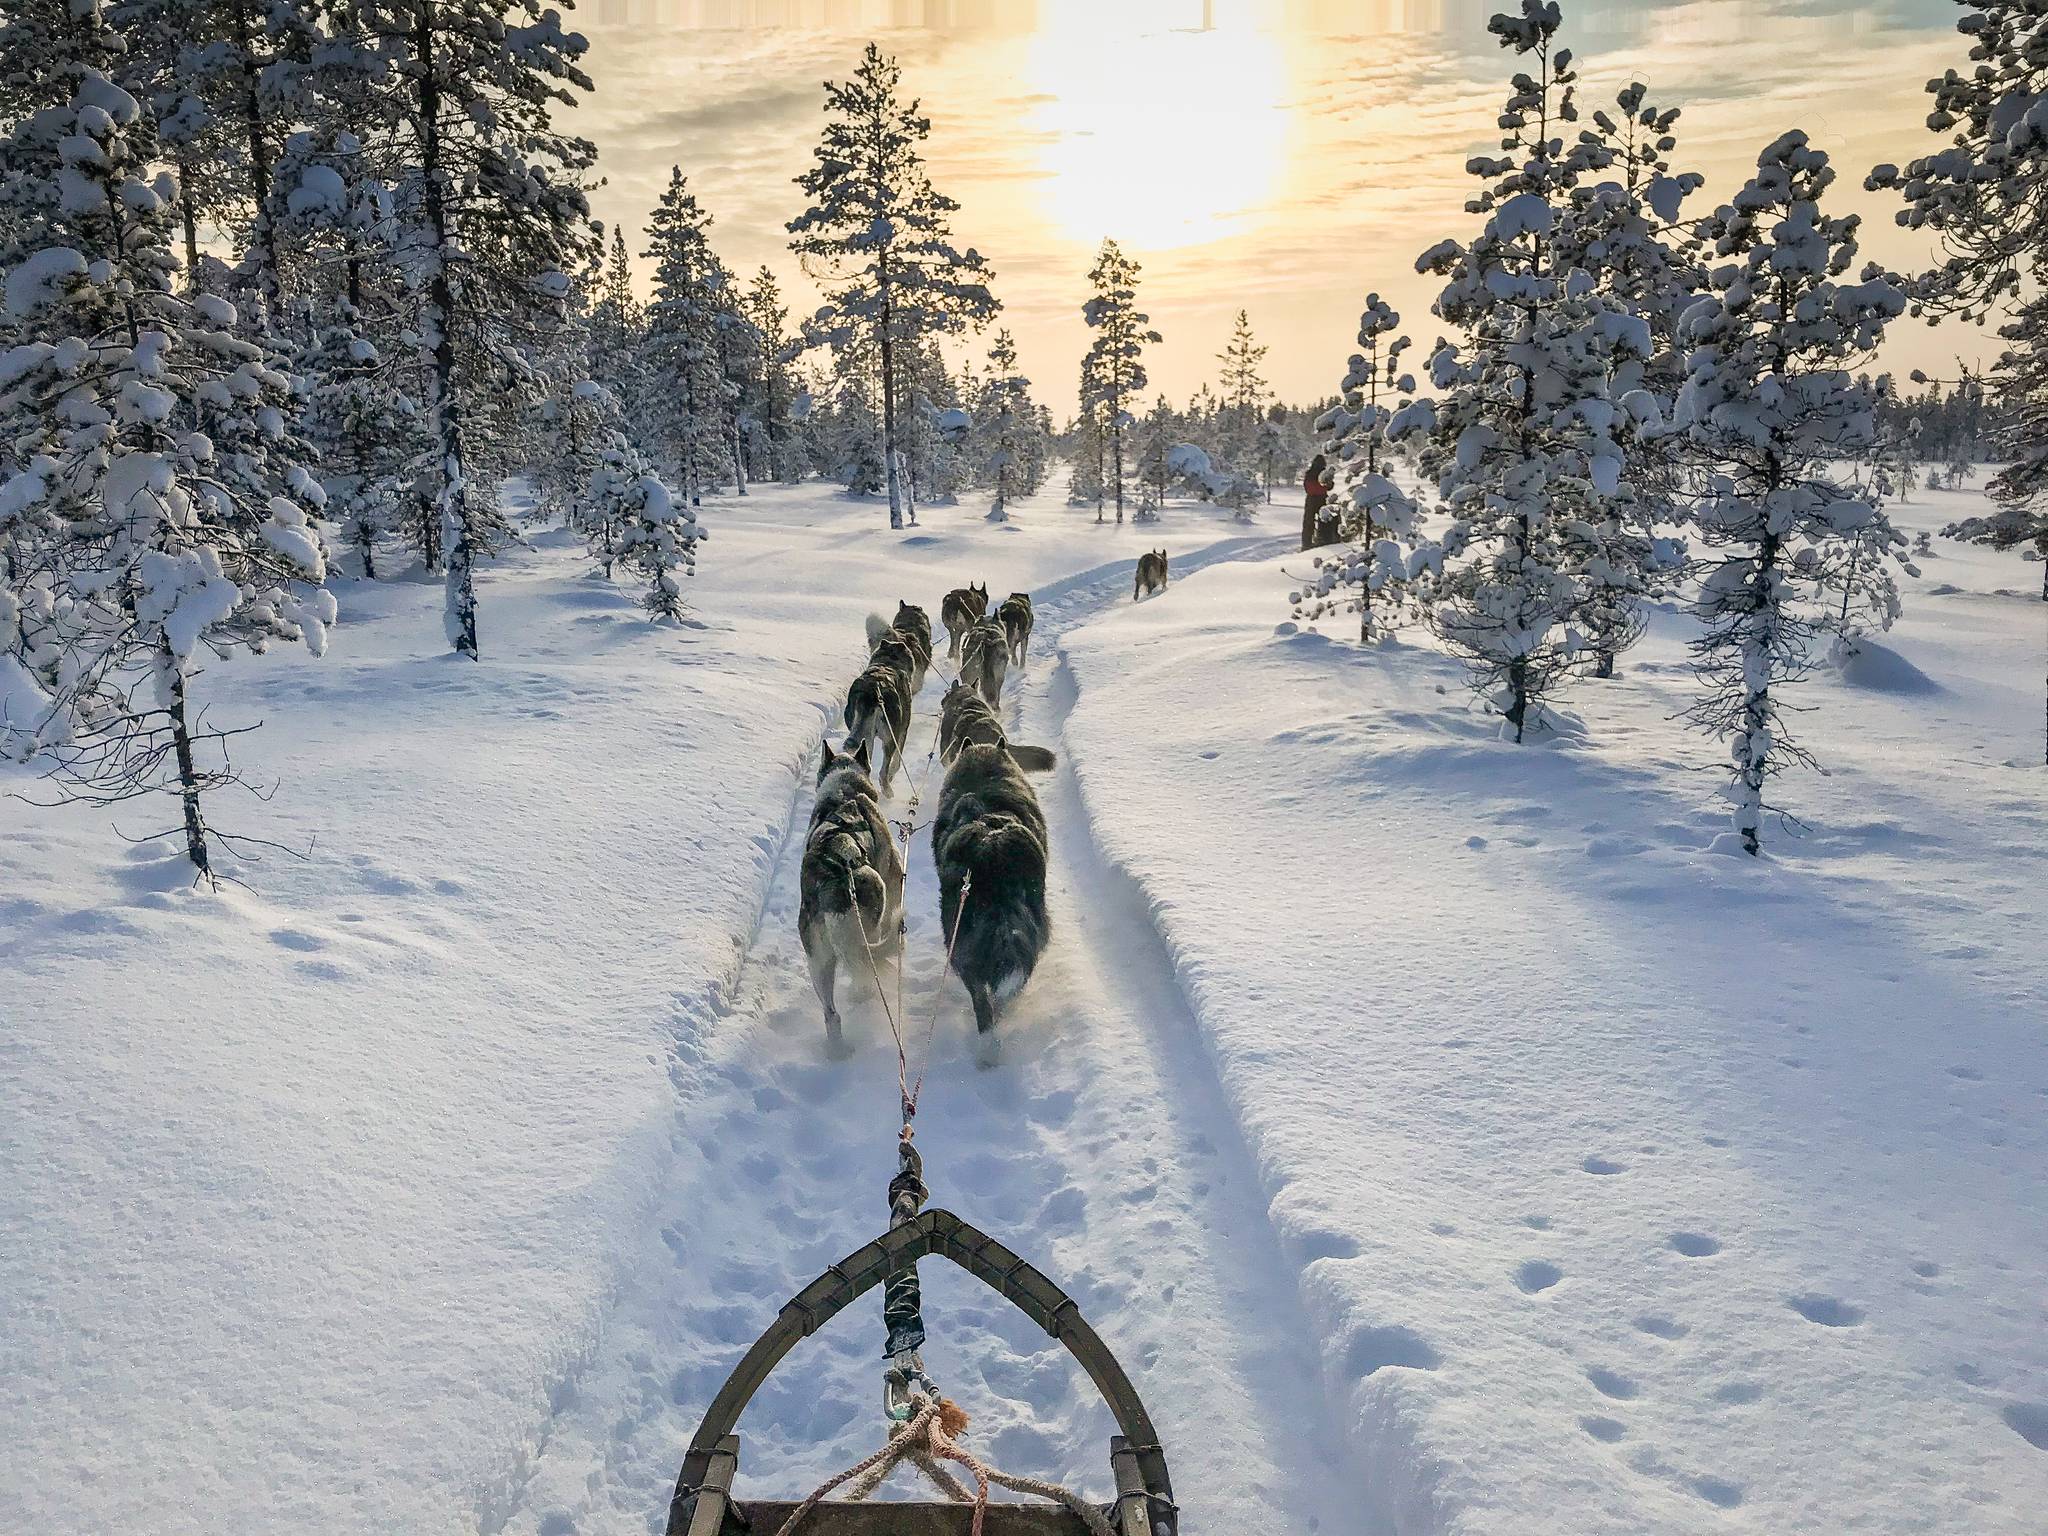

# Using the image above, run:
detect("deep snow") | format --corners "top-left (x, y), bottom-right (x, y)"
top-left (1055, 477), bottom-right (2048, 1533)
top-left (3, 474), bottom-right (2043, 1535)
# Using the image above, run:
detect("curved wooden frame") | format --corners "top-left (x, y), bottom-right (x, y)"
top-left (666, 1208), bottom-right (1177, 1536)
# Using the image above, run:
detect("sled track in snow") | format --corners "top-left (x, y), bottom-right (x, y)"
top-left (486, 533), bottom-right (1367, 1536)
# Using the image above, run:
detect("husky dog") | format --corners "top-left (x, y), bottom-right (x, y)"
top-left (958, 616), bottom-right (1010, 706)
top-left (1135, 549), bottom-right (1169, 600)
top-left (865, 601), bottom-right (933, 692)
top-left (843, 658), bottom-right (912, 792)
top-left (799, 743), bottom-right (906, 1056)
top-left (938, 679), bottom-right (1056, 771)
top-left (940, 582), bottom-right (990, 659)
top-left (996, 592), bottom-right (1034, 666)
top-left (931, 742), bottom-right (1050, 1062)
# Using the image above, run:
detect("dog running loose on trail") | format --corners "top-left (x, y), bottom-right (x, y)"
top-left (865, 600), bottom-right (933, 694)
top-left (940, 582), bottom-right (990, 659)
top-left (931, 741), bottom-right (1051, 1064)
top-left (1135, 549), bottom-right (1169, 600)
top-left (996, 592), bottom-right (1034, 666)
top-left (958, 616), bottom-right (1009, 706)
top-left (799, 743), bottom-right (907, 1057)
top-left (938, 679), bottom-right (1056, 771)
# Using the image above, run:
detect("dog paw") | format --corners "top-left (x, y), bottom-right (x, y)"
top-left (974, 1032), bottom-right (1002, 1070)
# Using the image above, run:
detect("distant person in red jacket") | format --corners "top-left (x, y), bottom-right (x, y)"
top-left (1302, 454), bottom-right (1332, 549)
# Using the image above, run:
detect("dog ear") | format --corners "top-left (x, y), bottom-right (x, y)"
top-left (818, 743), bottom-right (840, 781)
top-left (849, 738), bottom-right (871, 772)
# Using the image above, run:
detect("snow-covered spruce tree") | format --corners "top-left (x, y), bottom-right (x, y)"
top-left (1132, 395), bottom-right (1178, 520)
top-left (297, 304), bottom-right (421, 576)
top-left (1298, 294), bottom-right (1427, 642)
top-left (595, 443), bottom-right (699, 619)
top-left (742, 265), bottom-right (803, 483)
top-left (1676, 130), bottom-right (1906, 853)
top-left (643, 169), bottom-right (741, 505)
top-left (1392, 2), bottom-right (1645, 740)
top-left (787, 43), bottom-right (997, 529)
top-left (1558, 80), bottom-right (1706, 676)
top-left (0, 68), bottom-right (334, 880)
top-left (1066, 353), bottom-right (1106, 509)
top-left (587, 227), bottom-right (646, 427)
top-left (973, 329), bottom-right (1046, 520)
top-left (1873, 1), bottom-right (2048, 607)
top-left (1080, 238), bottom-right (1159, 525)
top-left (350, 0), bottom-right (595, 658)
top-left (1217, 307), bottom-right (1269, 485)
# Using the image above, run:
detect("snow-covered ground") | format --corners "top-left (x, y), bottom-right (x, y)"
top-left (1056, 477), bottom-right (2048, 1533)
top-left (4, 475), bottom-right (2043, 1535)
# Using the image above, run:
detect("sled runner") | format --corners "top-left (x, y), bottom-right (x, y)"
top-left (665, 1205), bottom-right (1178, 1536)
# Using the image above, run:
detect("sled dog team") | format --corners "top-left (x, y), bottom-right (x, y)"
top-left (800, 584), bottom-right (1053, 1064)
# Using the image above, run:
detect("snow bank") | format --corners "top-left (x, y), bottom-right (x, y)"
top-left (1054, 492), bottom-right (2048, 1533)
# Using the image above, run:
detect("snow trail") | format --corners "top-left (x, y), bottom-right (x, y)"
top-left (495, 533), bottom-right (1355, 1536)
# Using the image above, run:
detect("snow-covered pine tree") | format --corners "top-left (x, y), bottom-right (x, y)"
top-left (1132, 396), bottom-right (1178, 520)
top-left (1080, 238), bottom-right (1159, 525)
top-left (598, 443), bottom-right (700, 620)
top-left (1874, 2), bottom-right (2048, 651)
top-left (787, 43), bottom-right (998, 529)
top-left (974, 329), bottom-right (1044, 519)
top-left (1676, 130), bottom-right (1906, 853)
top-left (1216, 307), bottom-right (1269, 485)
top-left (588, 227), bottom-right (645, 428)
top-left (351, 0), bottom-right (596, 658)
top-left (298, 304), bottom-right (421, 576)
top-left (1559, 79), bottom-right (1706, 676)
top-left (1066, 353), bottom-right (1106, 509)
top-left (742, 265), bottom-right (803, 483)
top-left (641, 169), bottom-right (731, 506)
top-left (1301, 294), bottom-right (1427, 642)
top-left (0, 67), bottom-right (334, 879)
top-left (1392, 2), bottom-right (1644, 740)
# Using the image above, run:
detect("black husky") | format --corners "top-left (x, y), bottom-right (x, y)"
top-left (938, 679), bottom-right (1056, 771)
top-left (843, 659), bottom-right (912, 793)
top-left (940, 582), bottom-right (990, 659)
top-left (1135, 549), bottom-right (1168, 600)
top-left (996, 592), bottom-right (1034, 666)
top-left (865, 601), bottom-right (933, 693)
top-left (932, 742), bottom-right (1050, 1063)
top-left (799, 743), bottom-right (905, 1056)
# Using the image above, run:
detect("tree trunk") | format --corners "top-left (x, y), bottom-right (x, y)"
top-left (178, 165), bottom-right (203, 292)
top-left (1736, 532), bottom-right (1781, 855)
top-left (416, 4), bottom-right (478, 658)
top-left (163, 644), bottom-right (213, 882)
top-left (879, 299), bottom-right (902, 529)
top-left (231, 0), bottom-right (280, 309)
top-left (731, 421), bottom-right (748, 496)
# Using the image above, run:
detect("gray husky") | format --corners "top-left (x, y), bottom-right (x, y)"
top-left (959, 616), bottom-right (1009, 705)
top-left (938, 679), bottom-right (1055, 771)
top-left (940, 583), bottom-right (990, 659)
top-left (799, 743), bottom-right (907, 1056)
top-left (931, 742), bottom-right (1050, 1063)
top-left (996, 592), bottom-right (1034, 665)
top-left (843, 659), bottom-right (912, 792)
top-left (865, 601), bottom-right (933, 693)
top-left (1135, 548), bottom-right (1169, 600)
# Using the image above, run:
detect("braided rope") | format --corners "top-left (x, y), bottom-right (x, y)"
top-left (770, 1391), bottom-right (1116, 1536)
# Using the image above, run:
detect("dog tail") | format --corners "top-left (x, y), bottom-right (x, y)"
top-left (1007, 744), bottom-right (1057, 773)
top-left (826, 864), bottom-right (888, 958)
top-left (844, 695), bottom-right (883, 760)
top-left (865, 611), bottom-right (891, 651)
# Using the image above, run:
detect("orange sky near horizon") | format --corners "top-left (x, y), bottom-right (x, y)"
top-left (573, 0), bottom-right (1992, 414)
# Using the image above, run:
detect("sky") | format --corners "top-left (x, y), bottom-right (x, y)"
top-left (569, 0), bottom-right (1987, 414)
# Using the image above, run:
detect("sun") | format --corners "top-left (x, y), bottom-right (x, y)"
top-left (1026, 1), bottom-right (1292, 252)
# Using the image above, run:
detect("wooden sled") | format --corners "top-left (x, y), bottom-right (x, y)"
top-left (666, 1208), bottom-right (1179, 1536)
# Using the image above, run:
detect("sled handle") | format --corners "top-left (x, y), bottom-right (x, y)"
top-left (667, 1208), bottom-right (1175, 1531)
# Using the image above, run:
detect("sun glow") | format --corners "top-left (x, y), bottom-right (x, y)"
top-left (1026, 1), bottom-right (1293, 251)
